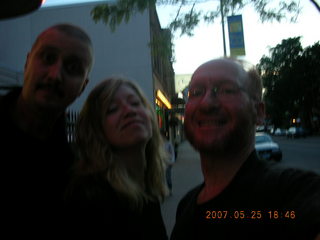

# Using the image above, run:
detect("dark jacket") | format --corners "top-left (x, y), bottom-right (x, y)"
top-left (0, 88), bottom-right (74, 236)
top-left (171, 151), bottom-right (320, 240)
top-left (66, 173), bottom-right (168, 239)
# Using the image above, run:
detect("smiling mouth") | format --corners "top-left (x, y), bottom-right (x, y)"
top-left (37, 85), bottom-right (64, 97)
top-left (121, 120), bottom-right (144, 130)
top-left (198, 119), bottom-right (227, 128)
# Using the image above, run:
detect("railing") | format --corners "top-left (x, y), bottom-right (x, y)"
top-left (0, 66), bottom-right (23, 95)
top-left (66, 110), bottom-right (79, 143)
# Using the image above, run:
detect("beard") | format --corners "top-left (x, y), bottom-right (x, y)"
top-left (185, 113), bottom-right (255, 157)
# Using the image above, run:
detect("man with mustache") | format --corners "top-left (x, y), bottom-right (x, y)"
top-left (171, 58), bottom-right (320, 240)
top-left (0, 23), bottom-right (93, 236)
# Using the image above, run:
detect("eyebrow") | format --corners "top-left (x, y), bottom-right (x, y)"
top-left (190, 79), bottom-right (239, 87)
top-left (36, 45), bottom-right (58, 53)
top-left (38, 45), bottom-right (89, 65)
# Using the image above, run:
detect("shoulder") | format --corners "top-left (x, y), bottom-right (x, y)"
top-left (258, 162), bottom-right (320, 192)
top-left (0, 88), bottom-right (21, 125)
top-left (142, 200), bottom-right (168, 239)
top-left (0, 89), bottom-right (22, 139)
top-left (67, 173), bottom-right (115, 204)
top-left (257, 164), bottom-right (320, 225)
top-left (0, 88), bottom-right (21, 102)
top-left (278, 168), bottom-right (320, 233)
top-left (248, 156), bottom-right (320, 198)
top-left (233, 154), bottom-right (320, 213)
top-left (171, 184), bottom-right (203, 239)
top-left (0, 88), bottom-right (20, 111)
top-left (273, 166), bottom-right (320, 202)
top-left (275, 165), bottom-right (319, 183)
top-left (176, 183), bottom-right (203, 217)
top-left (241, 152), bottom-right (320, 190)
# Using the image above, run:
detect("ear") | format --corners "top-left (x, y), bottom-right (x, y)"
top-left (255, 101), bottom-right (265, 126)
top-left (78, 78), bottom-right (89, 96)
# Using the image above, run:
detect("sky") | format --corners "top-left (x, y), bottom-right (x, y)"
top-left (42, 0), bottom-right (320, 76)
top-left (156, 1), bottom-right (320, 74)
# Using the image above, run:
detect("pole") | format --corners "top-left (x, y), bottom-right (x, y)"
top-left (220, 0), bottom-right (227, 56)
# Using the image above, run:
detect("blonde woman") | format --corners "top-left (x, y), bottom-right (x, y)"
top-left (67, 77), bottom-right (168, 239)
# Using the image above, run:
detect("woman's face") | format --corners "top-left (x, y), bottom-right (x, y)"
top-left (103, 84), bottom-right (153, 150)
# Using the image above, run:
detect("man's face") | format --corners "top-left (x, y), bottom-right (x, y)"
top-left (184, 59), bottom-right (259, 154)
top-left (22, 29), bottom-right (92, 112)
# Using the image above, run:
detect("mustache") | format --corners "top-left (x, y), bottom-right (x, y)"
top-left (36, 82), bottom-right (64, 97)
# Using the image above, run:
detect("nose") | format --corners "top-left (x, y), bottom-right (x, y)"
top-left (47, 60), bottom-right (63, 82)
top-left (199, 90), bottom-right (220, 113)
top-left (122, 103), bottom-right (137, 118)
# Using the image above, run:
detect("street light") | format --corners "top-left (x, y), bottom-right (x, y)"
top-left (220, 0), bottom-right (227, 57)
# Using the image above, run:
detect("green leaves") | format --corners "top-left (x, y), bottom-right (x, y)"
top-left (252, 0), bottom-right (301, 23)
top-left (169, 3), bottom-right (201, 36)
top-left (91, 0), bottom-right (156, 32)
top-left (91, 0), bottom-right (302, 35)
top-left (91, 0), bottom-right (301, 36)
top-left (258, 38), bottom-right (320, 130)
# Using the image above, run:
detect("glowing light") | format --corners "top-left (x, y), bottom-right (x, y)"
top-left (156, 90), bottom-right (172, 109)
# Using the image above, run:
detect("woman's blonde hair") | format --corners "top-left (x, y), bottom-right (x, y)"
top-left (73, 76), bottom-right (168, 209)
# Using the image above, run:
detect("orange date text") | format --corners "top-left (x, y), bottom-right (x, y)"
top-left (205, 210), bottom-right (296, 220)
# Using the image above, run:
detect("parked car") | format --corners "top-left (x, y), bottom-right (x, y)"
top-left (255, 132), bottom-right (282, 161)
top-left (286, 127), bottom-right (307, 138)
top-left (273, 128), bottom-right (286, 136)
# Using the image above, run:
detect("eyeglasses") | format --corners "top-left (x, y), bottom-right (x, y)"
top-left (188, 84), bottom-right (247, 101)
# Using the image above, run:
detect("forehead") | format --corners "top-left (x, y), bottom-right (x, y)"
top-left (190, 60), bottom-right (245, 86)
top-left (33, 29), bottom-right (92, 65)
top-left (113, 84), bottom-right (140, 99)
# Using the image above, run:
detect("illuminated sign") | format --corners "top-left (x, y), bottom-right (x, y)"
top-left (156, 90), bottom-right (172, 109)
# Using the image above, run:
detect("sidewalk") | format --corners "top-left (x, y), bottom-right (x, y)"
top-left (160, 140), bottom-right (203, 237)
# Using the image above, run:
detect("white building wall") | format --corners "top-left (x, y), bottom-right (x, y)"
top-left (0, 2), bottom-right (154, 111)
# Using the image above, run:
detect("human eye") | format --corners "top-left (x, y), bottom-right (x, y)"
top-left (40, 50), bottom-right (57, 65)
top-left (106, 103), bottom-right (118, 115)
top-left (131, 100), bottom-right (141, 107)
top-left (188, 87), bottom-right (204, 99)
top-left (131, 98), bottom-right (141, 106)
top-left (128, 95), bottom-right (143, 107)
top-left (219, 84), bottom-right (239, 95)
top-left (65, 59), bottom-right (84, 76)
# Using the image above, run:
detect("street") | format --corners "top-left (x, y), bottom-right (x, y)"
top-left (161, 135), bottom-right (320, 237)
top-left (273, 135), bottom-right (320, 174)
top-left (161, 140), bottom-right (202, 237)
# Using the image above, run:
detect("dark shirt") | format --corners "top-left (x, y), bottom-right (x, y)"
top-left (67, 174), bottom-right (168, 239)
top-left (171, 151), bottom-right (320, 240)
top-left (0, 88), bottom-right (74, 236)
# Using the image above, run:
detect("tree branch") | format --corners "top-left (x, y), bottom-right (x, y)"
top-left (173, 1), bottom-right (183, 23)
top-left (309, 0), bottom-right (320, 12)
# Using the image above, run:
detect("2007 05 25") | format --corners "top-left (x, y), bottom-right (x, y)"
top-left (205, 210), bottom-right (296, 220)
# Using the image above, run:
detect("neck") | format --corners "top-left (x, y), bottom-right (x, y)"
top-left (113, 145), bottom-right (147, 189)
top-left (12, 95), bottom-right (62, 140)
top-left (197, 143), bottom-right (254, 204)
